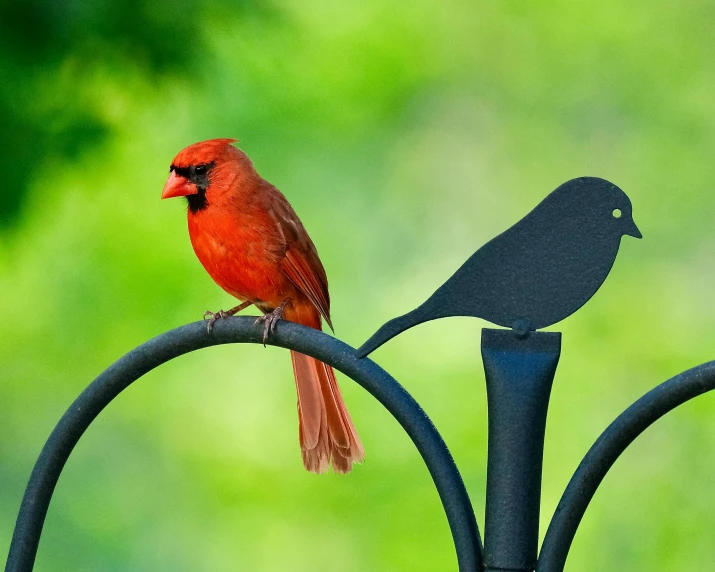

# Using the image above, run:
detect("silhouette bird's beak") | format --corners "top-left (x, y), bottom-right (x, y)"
top-left (624, 219), bottom-right (642, 239)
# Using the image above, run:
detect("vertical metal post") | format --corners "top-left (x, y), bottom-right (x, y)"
top-left (481, 328), bottom-right (561, 571)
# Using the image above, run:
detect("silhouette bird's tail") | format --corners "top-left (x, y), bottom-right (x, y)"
top-left (356, 307), bottom-right (432, 358)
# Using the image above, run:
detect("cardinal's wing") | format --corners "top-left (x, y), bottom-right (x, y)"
top-left (264, 184), bottom-right (333, 330)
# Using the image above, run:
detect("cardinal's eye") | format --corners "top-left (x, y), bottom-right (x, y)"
top-left (195, 164), bottom-right (207, 176)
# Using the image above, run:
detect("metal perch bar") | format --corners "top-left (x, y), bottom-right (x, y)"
top-left (8, 317), bottom-right (715, 572)
top-left (538, 360), bottom-right (715, 572)
top-left (4, 317), bottom-right (482, 572)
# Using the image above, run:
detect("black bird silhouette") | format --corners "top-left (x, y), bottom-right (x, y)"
top-left (357, 177), bottom-right (641, 358)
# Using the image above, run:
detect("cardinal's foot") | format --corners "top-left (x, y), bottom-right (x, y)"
top-left (204, 301), bottom-right (254, 334)
top-left (204, 310), bottom-right (232, 334)
top-left (255, 298), bottom-right (291, 345)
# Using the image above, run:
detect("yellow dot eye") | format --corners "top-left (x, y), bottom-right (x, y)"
top-left (612, 208), bottom-right (622, 219)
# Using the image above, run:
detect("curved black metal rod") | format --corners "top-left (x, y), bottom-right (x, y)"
top-left (538, 360), bottom-right (715, 571)
top-left (5, 317), bottom-right (483, 572)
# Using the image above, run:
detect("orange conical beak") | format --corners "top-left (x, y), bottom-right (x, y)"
top-left (161, 171), bottom-right (197, 199)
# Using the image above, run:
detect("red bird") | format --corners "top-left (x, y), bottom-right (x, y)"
top-left (161, 138), bottom-right (364, 474)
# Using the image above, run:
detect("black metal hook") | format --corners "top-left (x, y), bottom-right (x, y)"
top-left (538, 360), bottom-right (715, 571)
top-left (4, 317), bottom-right (483, 572)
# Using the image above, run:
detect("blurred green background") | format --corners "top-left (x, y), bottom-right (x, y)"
top-left (1, 1), bottom-right (714, 570)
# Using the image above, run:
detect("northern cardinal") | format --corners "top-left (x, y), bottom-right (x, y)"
top-left (162, 138), bottom-right (364, 473)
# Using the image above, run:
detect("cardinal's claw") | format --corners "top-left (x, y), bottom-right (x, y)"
top-left (254, 312), bottom-right (280, 345)
top-left (204, 310), bottom-right (229, 334)
top-left (254, 298), bottom-right (290, 346)
top-left (203, 301), bottom-right (254, 334)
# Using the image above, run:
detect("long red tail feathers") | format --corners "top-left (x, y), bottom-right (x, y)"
top-left (290, 350), bottom-right (364, 474)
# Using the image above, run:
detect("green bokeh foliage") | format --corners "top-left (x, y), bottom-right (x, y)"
top-left (1, 1), bottom-right (714, 570)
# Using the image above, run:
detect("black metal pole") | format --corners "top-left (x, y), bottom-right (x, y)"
top-left (481, 328), bottom-right (561, 571)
